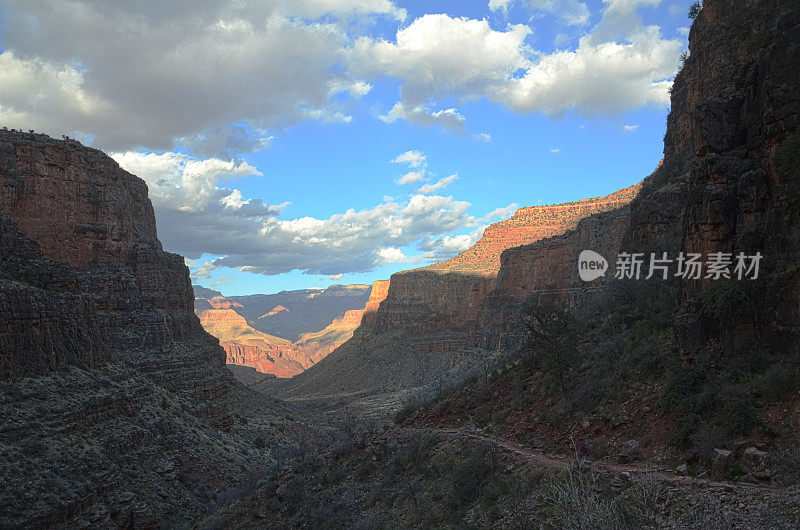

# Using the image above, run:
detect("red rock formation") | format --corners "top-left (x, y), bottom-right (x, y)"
top-left (425, 184), bottom-right (641, 277)
top-left (280, 186), bottom-right (641, 402)
top-left (356, 185), bottom-right (641, 348)
top-left (0, 130), bottom-right (306, 528)
top-left (207, 297), bottom-right (244, 309)
top-left (197, 280), bottom-right (390, 377)
top-left (263, 304), bottom-right (289, 316)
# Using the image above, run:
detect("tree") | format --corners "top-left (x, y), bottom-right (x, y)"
top-left (688, 1), bottom-right (701, 20)
top-left (521, 302), bottom-right (579, 395)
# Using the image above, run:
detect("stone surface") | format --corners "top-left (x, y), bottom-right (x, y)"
top-left (0, 130), bottom-right (303, 528)
top-left (742, 447), bottom-right (772, 480)
top-left (712, 448), bottom-right (733, 481)
top-left (619, 440), bottom-right (641, 464)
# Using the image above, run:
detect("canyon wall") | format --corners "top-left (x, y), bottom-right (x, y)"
top-left (0, 131), bottom-right (225, 399)
top-left (622, 0), bottom-right (800, 349)
top-left (278, 186), bottom-right (641, 404)
top-left (0, 131), bottom-right (301, 528)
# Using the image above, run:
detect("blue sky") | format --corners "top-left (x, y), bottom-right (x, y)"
top-left (0, 0), bottom-right (694, 295)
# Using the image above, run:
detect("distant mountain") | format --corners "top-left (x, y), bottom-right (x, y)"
top-left (193, 282), bottom-right (383, 377)
top-left (194, 284), bottom-right (371, 341)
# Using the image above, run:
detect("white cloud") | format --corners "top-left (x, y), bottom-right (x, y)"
top-left (351, 15), bottom-right (532, 104)
top-left (551, 147), bottom-right (560, 153)
top-left (328, 273), bottom-right (344, 280)
top-left (396, 171), bottom-right (426, 185)
top-left (375, 247), bottom-right (409, 265)
top-left (0, 0), bottom-right (402, 154)
top-left (476, 133), bottom-right (492, 142)
top-left (114, 150), bottom-right (483, 276)
top-left (416, 174), bottom-right (458, 195)
top-left (490, 0), bottom-right (590, 26)
top-left (392, 149), bottom-right (428, 185)
top-left (498, 26), bottom-right (681, 115)
top-left (350, 6), bottom-right (682, 127)
top-left (622, 124), bottom-right (639, 131)
top-left (481, 203), bottom-right (519, 221)
top-left (391, 149), bottom-right (426, 168)
top-left (419, 225), bottom-right (486, 262)
top-left (187, 259), bottom-right (218, 280)
top-left (488, 0), bottom-right (514, 11)
top-left (379, 102), bottom-right (466, 133)
top-left (530, 0), bottom-right (590, 26)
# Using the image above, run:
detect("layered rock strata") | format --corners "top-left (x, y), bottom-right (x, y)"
top-left (0, 130), bottom-right (301, 528)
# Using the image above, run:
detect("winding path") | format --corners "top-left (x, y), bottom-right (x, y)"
top-left (432, 427), bottom-right (783, 491)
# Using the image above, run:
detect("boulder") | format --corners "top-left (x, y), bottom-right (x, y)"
top-left (711, 449), bottom-right (732, 481)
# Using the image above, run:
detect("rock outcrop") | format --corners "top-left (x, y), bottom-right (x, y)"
top-left (0, 130), bottom-right (302, 528)
top-left (621, 0), bottom-right (800, 351)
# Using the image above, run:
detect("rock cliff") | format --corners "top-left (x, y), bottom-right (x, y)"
top-left (622, 0), bottom-right (800, 350)
top-left (0, 130), bottom-right (303, 528)
top-left (277, 186), bottom-right (641, 406)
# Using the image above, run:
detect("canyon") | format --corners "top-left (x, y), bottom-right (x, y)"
top-left (194, 282), bottom-right (387, 377)
top-left (1, 0), bottom-right (798, 526)
top-left (274, 0), bottom-right (800, 416)
top-left (274, 183), bottom-right (643, 408)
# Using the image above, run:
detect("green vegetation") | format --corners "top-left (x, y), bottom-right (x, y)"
top-left (235, 429), bottom-right (665, 528)
top-left (688, 1), bottom-right (701, 20)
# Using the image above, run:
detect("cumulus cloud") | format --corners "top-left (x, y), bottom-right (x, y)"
top-left (476, 133), bottom-right (492, 142)
top-left (416, 174), bottom-right (458, 195)
top-left (350, 6), bottom-right (682, 128)
top-left (375, 247), bottom-right (409, 265)
top-left (622, 124), bottom-right (639, 131)
top-left (350, 15), bottom-right (532, 105)
top-left (114, 151), bottom-right (483, 276)
top-left (0, 0), bottom-right (401, 153)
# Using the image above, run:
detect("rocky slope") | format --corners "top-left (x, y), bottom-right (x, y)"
top-left (0, 130), bottom-right (306, 528)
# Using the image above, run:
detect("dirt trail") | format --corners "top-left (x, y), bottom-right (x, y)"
top-left (433, 427), bottom-right (783, 491)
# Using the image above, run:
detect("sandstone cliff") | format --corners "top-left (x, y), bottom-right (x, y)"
top-left (621, 0), bottom-right (800, 353)
top-left (277, 186), bottom-right (641, 407)
top-left (0, 131), bottom-right (303, 528)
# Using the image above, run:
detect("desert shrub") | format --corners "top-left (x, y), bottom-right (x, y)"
top-left (751, 360), bottom-right (800, 401)
top-left (772, 446), bottom-right (800, 486)
top-left (521, 302), bottom-right (579, 394)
